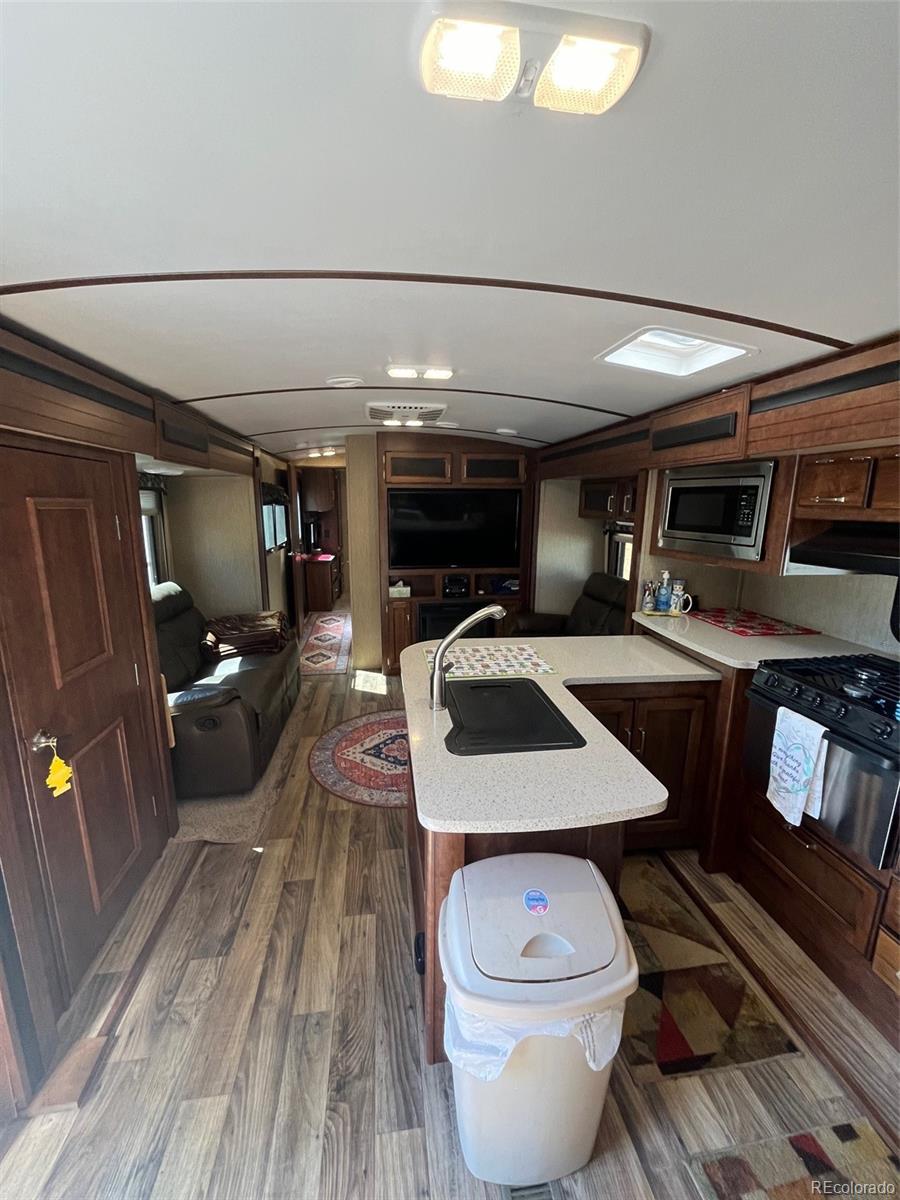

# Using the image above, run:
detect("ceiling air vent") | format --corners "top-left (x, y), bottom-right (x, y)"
top-left (365, 400), bottom-right (447, 423)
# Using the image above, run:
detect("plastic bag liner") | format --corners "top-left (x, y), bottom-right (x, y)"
top-left (444, 998), bottom-right (625, 1083)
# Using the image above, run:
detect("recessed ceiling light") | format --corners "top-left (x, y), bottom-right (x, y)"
top-left (598, 328), bottom-right (756, 377)
top-left (321, 447), bottom-right (336, 457)
top-left (383, 418), bottom-right (403, 427)
top-left (422, 367), bottom-right (454, 381)
top-left (386, 366), bottom-right (419, 380)
top-left (435, 420), bottom-right (459, 428)
top-left (307, 449), bottom-right (322, 458)
top-left (495, 427), bottom-right (518, 436)
top-left (420, 18), bottom-right (521, 102)
top-left (534, 35), bottom-right (641, 115)
top-left (325, 375), bottom-right (364, 388)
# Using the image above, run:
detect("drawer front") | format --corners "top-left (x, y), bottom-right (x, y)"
top-left (744, 798), bottom-right (882, 954)
top-left (870, 453), bottom-right (900, 512)
top-left (872, 928), bottom-right (900, 994)
top-left (796, 452), bottom-right (873, 509)
top-left (884, 876), bottom-right (900, 936)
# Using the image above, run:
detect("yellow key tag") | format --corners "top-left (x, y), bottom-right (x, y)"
top-left (46, 753), bottom-right (73, 798)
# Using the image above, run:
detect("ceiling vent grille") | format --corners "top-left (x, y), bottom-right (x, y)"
top-left (365, 400), bottom-right (447, 423)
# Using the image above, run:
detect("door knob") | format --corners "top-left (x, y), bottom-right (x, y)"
top-left (30, 729), bottom-right (57, 753)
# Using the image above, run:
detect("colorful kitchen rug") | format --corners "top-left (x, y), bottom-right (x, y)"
top-left (687, 1120), bottom-right (900, 1199)
top-left (299, 611), bottom-right (352, 674)
top-left (309, 711), bottom-right (409, 807)
top-left (619, 857), bottom-right (798, 1081)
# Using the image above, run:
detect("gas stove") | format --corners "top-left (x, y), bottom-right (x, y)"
top-left (750, 653), bottom-right (900, 758)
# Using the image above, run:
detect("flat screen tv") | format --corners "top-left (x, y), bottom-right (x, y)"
top-left (388, 489), bottom-right (521, 569)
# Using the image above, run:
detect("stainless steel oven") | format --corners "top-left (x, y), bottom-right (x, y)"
top-left (658, 460), bottom-right (775, 561)
top-left (743, 691), bottom-right (899, 870)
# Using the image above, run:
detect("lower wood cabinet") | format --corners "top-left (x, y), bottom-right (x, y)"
top-left (568, 682), bottom-right (715, 850)
top-left (304, 554), bottom-right (341, 612)
top-left (388, 600), bottom-right (414, 670)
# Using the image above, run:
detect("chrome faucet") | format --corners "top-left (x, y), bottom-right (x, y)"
top-left (429, 604), bottom-right (507, 710)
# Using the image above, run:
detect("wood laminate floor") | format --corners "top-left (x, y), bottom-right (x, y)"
top-left (0, 669), bottom-right (891, 1200)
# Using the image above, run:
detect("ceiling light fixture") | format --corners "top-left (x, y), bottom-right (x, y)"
top-left (382, 417), bottom-right (403, 427)
top-left (405, 418), bottom-right (425, 427)
top-left (386, 366), bottom-right (420, 380)
top-left (435, 420), bottom-right (459, 428)
top-left (418, 5), bottom-right (648, 116)
top-left (307, 448), bottom-right (322, 458)
top-left (325, 375), bottom-right (365, 388)
top-left (420, 17), bottom-right (521, 102)
top-left (422, 367), bottom-right (454, 381)
top-left (321, 447), bottom-right (337, 457)
top-left (599, 328), bottom-right (756, 377)
top-left (495, 427), bottom-right (518, 435)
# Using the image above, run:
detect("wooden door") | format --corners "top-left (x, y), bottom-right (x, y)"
top-left (627, 696), bottom-right (705, 849)
top-left (578, 698), bottom-right (634, 752)
top-left (578, 480), bottom-right (617, 518)
top-left (390, 601), bottom-right (414, 665)
top-left (0, 441), bottom-right (168, 998)
top-left (796, 452), bottom-right (873, 509)
top-left (870, 453), bottom-right (900, 513)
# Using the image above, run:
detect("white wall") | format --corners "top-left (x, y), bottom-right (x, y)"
top-left (258, 451), bottom-right (288, 616)
top-left (534, 479), bottom-right (609, 614)
top-left (165, 475), bottom-right (263, 617)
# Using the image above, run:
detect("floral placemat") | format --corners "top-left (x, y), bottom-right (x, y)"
top-left (423, 644), bottom-right (556, 677)
top-left (691, 609), bottom-right (819, 637)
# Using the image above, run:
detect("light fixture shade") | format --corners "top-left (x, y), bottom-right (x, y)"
top-left (534, 34), bottom-right (641, 115)
top-left (321, 447), bottom-right (336, 457)
top-left (420, 17), bottom-right (521, 102)
top-left (307, 449), bottom-right (322, 458)
top-left (422, 367), bottom-right (454, 381)
top-left (386, 366), bottom-right (419, 380)
top-left (405, 418), bottom-right (425, 427)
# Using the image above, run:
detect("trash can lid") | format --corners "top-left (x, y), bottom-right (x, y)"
top-left (460, 853), bottom-right (618, 983)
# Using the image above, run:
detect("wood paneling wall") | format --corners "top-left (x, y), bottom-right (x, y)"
top-left (345, 436), bottom-right (382, 670)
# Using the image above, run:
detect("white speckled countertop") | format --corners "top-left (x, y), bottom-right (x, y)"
top-left (631, 612), bottom-right (881, 671)
top-left (400, 635), bottom-right (720, 834)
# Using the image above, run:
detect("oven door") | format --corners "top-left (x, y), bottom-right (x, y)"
top-left (743, 692), bottom-right (900, 869)
top-left (658, 462), bottom-right (774, 561)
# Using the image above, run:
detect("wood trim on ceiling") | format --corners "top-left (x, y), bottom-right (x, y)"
top-left (249, 422), bottom-right (551, 445)
top-left (179, 384), bottom-right (629, 418)
top-left (0, 269), bottom-right (851, 349)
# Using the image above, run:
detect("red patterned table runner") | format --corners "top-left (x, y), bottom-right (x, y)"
top-left (690, 609), bottom-right (819, 637)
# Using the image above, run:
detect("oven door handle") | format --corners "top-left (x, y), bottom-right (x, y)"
top-left (746, 688), bottom-right (898, 772)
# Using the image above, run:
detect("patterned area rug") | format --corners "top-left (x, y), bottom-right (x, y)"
top-left (619, 856), bottom-right (798, 1081)
top-left (688, 1120), bottom-right (900, 1198)
top-left (309, 711), bottom-right (409, 808)
top-left (299, 611), bottom-right (352, 674)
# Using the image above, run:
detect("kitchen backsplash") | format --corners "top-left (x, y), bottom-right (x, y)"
top-left (739, 573), bottom-right (899, 654)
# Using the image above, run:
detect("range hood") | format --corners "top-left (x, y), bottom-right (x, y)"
top-left (790, 522), bottom-right (900, 576)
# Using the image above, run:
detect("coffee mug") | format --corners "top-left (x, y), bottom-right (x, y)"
top-left (670, 587), bottom-right (694, 614)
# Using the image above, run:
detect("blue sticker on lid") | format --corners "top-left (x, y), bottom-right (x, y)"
top-left (523, 888), bottom-right (549, 915)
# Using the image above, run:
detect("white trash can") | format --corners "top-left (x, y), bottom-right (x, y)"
top-left (438, 852), bottom-right (638, 1187)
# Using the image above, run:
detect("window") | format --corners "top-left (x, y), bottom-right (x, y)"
top-left (139, 489), bottom-right (167, 586)
top-left (263, 502), bottom-right (288, 552)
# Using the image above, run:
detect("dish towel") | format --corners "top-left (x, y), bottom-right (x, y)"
top-left (766, 706), bottom-right (828, 826)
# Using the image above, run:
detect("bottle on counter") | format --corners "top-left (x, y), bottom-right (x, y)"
top-left (640, 580), bottom-right (657, 613)
top-left (654, 569), bottom-right (672, 612)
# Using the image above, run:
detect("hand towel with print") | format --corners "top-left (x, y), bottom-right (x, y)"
top-left (766, 705), bottom-right (828, 826)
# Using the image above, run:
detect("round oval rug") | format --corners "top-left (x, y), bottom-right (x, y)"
top-left (309, 710), bottom-right (409, 807)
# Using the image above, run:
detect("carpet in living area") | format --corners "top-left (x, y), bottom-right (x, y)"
top-left (618, 855), bottom-right (798, 1081)
top-left (309, 710), bottom-right (409, 807)
top-left (299, 611), bottom-right (352, 674)
top-left (687, 1120), bottom-right (900, 1199)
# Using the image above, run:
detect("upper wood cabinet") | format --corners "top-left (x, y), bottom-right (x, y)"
top-left (207, 430), bottom-right (255, 476)
top-left (616, 478), bottom-right (637, 520)
top-left (579, 479), bottom-right (617, 518)
top-left (300, 467), bottom-right (336, 512)
top-left (385, 451), bottom-right (452, 484)
top-left (748, 337), bottom-right (900, 456)
top-left (794, 446), bottom-right (899, 520)
top-left (460, 453), bottom-right (525, 484)
top-left (155, 399), bottom-right (210, 468)
top-left (648, 385), bottom-right (749, 465)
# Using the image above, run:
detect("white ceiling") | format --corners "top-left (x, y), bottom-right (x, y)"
top-left (1, 1), bottom-right (898, 455)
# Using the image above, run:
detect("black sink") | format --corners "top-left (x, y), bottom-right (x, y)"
top-left (444, 678), bottom-right (587, 756)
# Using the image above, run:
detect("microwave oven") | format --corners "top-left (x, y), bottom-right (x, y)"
top-left (657, 460), bottom-right (775, 561)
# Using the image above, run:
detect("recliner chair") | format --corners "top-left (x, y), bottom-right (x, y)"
top-left (516, 572), bottom-right (628, 637)
top-left (151, 582), bottom-right (300, 798)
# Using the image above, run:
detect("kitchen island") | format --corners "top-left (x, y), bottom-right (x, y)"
top-left (400, 635), bottom-right (721, 1062)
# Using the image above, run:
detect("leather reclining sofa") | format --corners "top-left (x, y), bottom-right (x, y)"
top-left (151, 582), bottom-right (300, 798)
top-left (516, 571), bottom-right (628, 637)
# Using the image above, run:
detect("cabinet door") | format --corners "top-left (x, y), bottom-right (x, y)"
top-left (795, 452), bottom-right (873, 510)
top-left (301, 469), bottom-right (335, 513)
top-left (385, 452), bottom-right (452, 483)
top-left (615, 478), bottom-right (637, 520)
top-left (461, 454), bottom-right (525, 483)
top-left (626, 696), bottom-right (705, 849)
top-left (390, 601), bottom-right (414, 664)
top-left (580, 698), bottom-right (634, 752)
top-left (579, 480), bottom-right (617, 518)
top-left (870, 453), bottom-right (900, 513)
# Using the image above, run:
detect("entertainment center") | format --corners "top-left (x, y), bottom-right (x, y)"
top-left (378, 433), bottom-right (534, 672)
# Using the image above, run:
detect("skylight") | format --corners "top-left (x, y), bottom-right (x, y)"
top-left (599, 328), bottom-right (755, 376)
